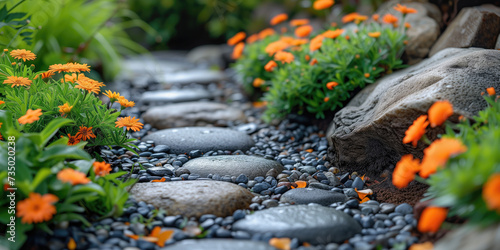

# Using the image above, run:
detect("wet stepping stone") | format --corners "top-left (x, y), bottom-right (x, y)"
top-left (143, 101), bottom-right (245, 129)
top-left (163, 239), bottom-right (277, 250)
top-left (142, 127), bottom-right (255, 154)
top-left (141, 89), bottom-right (217, 104)
top-left (280, 188), bottom-right (347, 206)
top-left (233, 205), bottom-right (361, 244)
top-left (161, 69), bottom-right (226, 84)
top-left (129, 180), bottom-right (253, 218)
top-left (182, 155), bottom-right (284, 179)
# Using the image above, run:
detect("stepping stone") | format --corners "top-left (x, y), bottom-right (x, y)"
top-left (161, 69), bottom-right (226, 85)
top-left (129, 181), bottom-right (254, 218)
top-left (143, 101), bottom-right (245, 129)
top-left (280, 188), bottom-right (347, 206)
top-left (142, 127), bottom-right (255, 154)
top-left (232, 205), bottom-right (361, 244)
top-left (163, 239), bottom-right (277, 250)
top-left (182, 155), bottom-right (284, 179)
top-left (141, 89), bottom-right (217, 104)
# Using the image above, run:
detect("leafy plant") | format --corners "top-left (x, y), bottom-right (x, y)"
top-left (0, 0), bottom-right (36, 48)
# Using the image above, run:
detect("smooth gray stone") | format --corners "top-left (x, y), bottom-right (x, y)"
top-left (141, 89), bottom-right (215, 104)
top-left (142, 127), bottom-right (255, 154)
top-left (161, 69), bottom-right (226, 84)
top-left (162, 239), bottom-right (277, 250)
top-left (280, 188), bottom-right (347, 206)
top-left (233, 205), bottom-right (361, 244)
top-left (182, 155), bottom-right (284, 179)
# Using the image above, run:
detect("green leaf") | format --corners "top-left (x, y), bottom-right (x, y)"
top-left (30, 168), bottom-right (52, 191)
top-left (38, 145), bottom-right (91, 163)
top-left (39, 118), bottom-right (73, 147)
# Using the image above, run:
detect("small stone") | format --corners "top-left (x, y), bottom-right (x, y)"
top-left (153, 145), bottom-right (170, 153)
top-left (395, 203), bottom-right (413, 215)
top-left (351, 177), bottom-right (364, 190)
top-left (262, 199), bottom-right (279, 208)
top-left (146, 167), bottom-right (173, 176)
top-left (235, 174), bottom-right (249, 184)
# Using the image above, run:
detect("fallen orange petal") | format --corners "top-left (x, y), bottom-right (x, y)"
top-left (269, 238), bottom-right (291, 250)
top-left (295, 180), bottom-right (307, 188)
top-left (67, 238), bottom-right (76, 250)
top-left (126, 234), bottom-right (140, 240)
top-left (157, 230), bottom-right (175, 247)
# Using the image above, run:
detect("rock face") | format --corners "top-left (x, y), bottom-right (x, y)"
top-left (327, 48), bottom-right (500, 174)
top-left (280, 188), bottom-right (347, 206)
top-left (182, 155), bottom-right (284, 179)
top-left (232, 205), bottom-right (361, 244)
top-left (142, 127), bottom-right (255, 154)
top-left (129, 181), bottom-right (254, 218)
top-left (163, 239), bottom-right (278, 250)
top-left (429, 5), bottom-right (500, 56)
top-left (143, 102), bottom-right (246, 129)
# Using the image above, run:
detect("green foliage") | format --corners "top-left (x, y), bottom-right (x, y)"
top-left (0, 0), bottom-right (35, 48)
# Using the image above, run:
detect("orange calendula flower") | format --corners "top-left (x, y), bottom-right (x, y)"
top-left (372, 14), bottom-right (380, 21)
top-left (313, 0), bottom-right (334, 10)
top-left (264, 60), bottom-right (278, 72)
top-left (3, 76), bottom-right (32, 87)
top-left (342, 13), bottom-right (359, 23)
top-left (274, 51), bottom-right (295, 64)
top-left (324, 97), bottom-right (330, 102)
top-left (419, 138), bottom-right (467, 178)
top-left (64, 73), bottom-right (78, 83)
top-left (232, 42), bottom-right (245, 60)
top-left (383, 14), bottom-right (399, 27)
top-left (310, 35), bottom-right (324, 52)
top-left (0, 100), bottom-right (4, 105)
top-left (295, 25), bottom-right (312, 38)
top-left (246, 34), bottom-right (259, 44)
top-left (258, 28), bottom-right (276, 40)
top-left (269, 238), bottom-right (291, 250)
top-left (403, 115), bottom-right (429, 147)
top-left (270, 13), bottom-right (288, 25)
top-left (326, 82), bottom-right (338, 90)
top-left (322, 29), bottom-right (344, 39)
top-left (290, 19), bottom-right (309, 27)
top-left (418, 207), bottom-right (448, 233)
top-left (115, 116), bottom-right (144, 132)
top-left (10, 49), bottom-right (36, 61)
top-left (76, 126), bottom-right (96, 141)
top-left (57, 168), bottom-right (90, 185)
top-left (117, 97), bottom-right (135, 108)
top-left (18, 109), bottom-right (42, 124)
top-left (428, 100), bottom-right (453, 128)
top-left (364, 73), bottom-right (370, 78)
top-left (409, 242), bottom-right (434, 250)
top-left (483, 174), bottom-right (500, 213)
top-left (34, 71), bottom-right (55, 80)
top-left (17, 193), bottom-right (58, 224)
top-left (66, 134), bottom-right (82, 146)
top-left (49, 63), bottom-right (72, 73)
top-left (290, 39), bottom-right (308, 46)
top-left (392, 154), bottom-right (421, 189)
top-left (487, 87), bottom-right (496, 96)
top-left (93, 161), bottom-right (112, 177)
top-left (58, 103), bottom-right (73, 116)
top-left (309, 58), bottom-right (318, 66)
top-left (75, 78), bottom-right (101, 94)
top-left (394, 4), bottom-right (418, 15)
top-left (104, 90), bottom-right (121, 101)
top-left (227, 32), bottom-right (246, 46)
top-left (67, 62), bottom-right (91, 73)
top-left (368, 31), bottom-right (381, 38)
top-left (253, 78), bottom-right (265, 88)
top-left (265, 40), bottom-right (289, 56)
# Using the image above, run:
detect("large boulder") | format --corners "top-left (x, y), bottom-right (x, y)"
top-left (327, 48), bottom-right (500, 174)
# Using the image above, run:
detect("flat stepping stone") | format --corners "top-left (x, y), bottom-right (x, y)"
top-left (141, 89), bottom-right (217, 104)
top-left (163, 239), bottom-right (277, 250)
top-left (142, 127), bottom-right (255, 154)
top-left (182, 155), bottom-right (284, 179)
top-left (143, 101), bottom-right (245, 129)
top-left (280, 188), bottom-right (347, 206)
top-left (129, 180), bottom-right (254, 218)
top-left (161, 69), bottom-right (226, 84)
top-left (232, 205), bottom-right (361, 244)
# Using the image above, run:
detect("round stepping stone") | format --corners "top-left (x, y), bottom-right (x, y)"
top-left (280, 188), bottom-right (347, 206)
top-left (129, 180), bottom-right (254, 218)
top-left (232, 205), bottom-right (361, 244)
top-left (142, 127), bottom-right (255, 154)
top-left (141, 89), bottom-right (216, 104)
top-left (182, 155), bottom-right (284, 179)
top-left (163, 239), bottom-right (277, 250)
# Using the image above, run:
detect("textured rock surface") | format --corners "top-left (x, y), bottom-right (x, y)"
top-left (129, 181), bottom-right (254, 218)
top-left (280, 188), bottom-right (347, 206)
top-left (435, 223), bottom-right (500, 250)
top-left (328, 48), bottom-right (500, 174)
top-left (429, 5), bottom-right (500, 56)
top-left (232, 205), bottom-right (361, 244)
top-left (142, 127), bottom-right (255, 154)
top-left (141, 89), bottom-right (216, 104)
top-left (143, 102), bottom-right (245, 129)
top-left (161, 69), bottom-right (226, 85)
top-left (163, 239), bottom-right (278, 250)
top-left (182, 155), bottom-right (284, 179)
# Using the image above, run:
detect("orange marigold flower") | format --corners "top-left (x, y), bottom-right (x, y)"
top-left (418, 207), bottom-right (448, 233)
top-left (264, 60), bottom-right (278, 72)
top-left (258, 28), bottom-right (276, 40)
top-left (17, 193), bottom-right (58, 224)
top-left (483, 174), bottom-right (500, 213)
top-left (274, 51), bottom-right (294, 64)
top-left (227, 32), bottom-right (246, 46)
top-left (270, 13), bottom-right (288, 25)
top-left (290, 19), bottom-right (309, 27)
top-left (117, 97), bottom-right (135, 108)
top-left (67, 62), bottom-right (91, 73)
top-left (18, 109), bottom-right (42, 124)
top-left (326, 81), bottom-right (338, 90)
top-left (309, 58), bottom-right (318, 66)
top-left (115, 116), bottom-right (144, 132)
top-left (265, 40), bottom-right (289, 56)
top-left (232, 42), bottom-right (245, 60)
top-left (313, 0), bottom-right (335, 10)
top-left (290, 38), bottom-right (308, 46)
top-left (58, 103), bottom-right (73, 116)
top-left (35, 71), bottom-right (55, 80)
top-left (323, 29), bottom-right (344, 39)
top-left (364, 73), bottom-right (370, 78)
top-left (295, 25), bottom-right (312, 38)
top-left (10, 49), bottom-right (36, 61)
top-left (64, 73), bottom-right (78, 83)
top-left (76, 126), bottom-right (96, 141)
top-left (3, 76), bottom-right (32, 87)
top-left (66, 133), bottom-right (82, 146)
top-left (0, 100), bottom-right (4, 105)
top-left (419, 138), bottom-right (467, 178)
top-left (253, 78), bottom-right (265, 88)
top-left (368, 31), bottom-right (381, 38)
top-left (49, 63), bottom-right (72, 73)
top-left (57, 168), bottom-right (90, 185)
top-left (269, 238), bottom-right (291, 250)
top-left (487, 87), bottom-right (496, 96)
top-left (75, 78), bottom-right (101, 94)
top-left (246, 34), bottom-right (259, 44)
top-left (383, 14), bottom-right (399, 27)
top-left (324, 97), bottom-right (330, 102)
top-left (394, 4), bottom-right (418, 15)
top-left (93, 161), bottom-right (112, 177)
top-left (372, 14), bottom-right (380, 21)
top-left (402, 115), bottom-right (429, 147)
top-left (392, 154), bottom-right (421, 189)
top-left (342, 12), bottom-right (359, 23)
top-left (104, 90), bottom-right (121, 101)
top-left (310, 35), bottom-right (324, 52)
top-left (409, 242), bottom-right (434, 250)
top-left (428, 100), bottom-right (453, 128)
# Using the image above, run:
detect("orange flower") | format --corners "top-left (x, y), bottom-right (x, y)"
top-left (402, 115), bottom-right (429, 147)
top-left (310, 35), bottom-right (324, 52)
top-left (67, 62), bottom-right (91, 73)
top-left (10, 49), bottom-right (36, 61)
top-left (76, 126), bottom-right (96, 141)
top-left (305, 55), bottom-right (310, 61)
top-left (253, 78), bottom-right (265, 88)
top-left (313, 0), bottom-right (334, 10)
top-left (290, 39), bottom-right (308, 46)
top-left (290, 19), bottom-right (309, 26)
top-left (383, 14), bottom-right (399, 27)
top-left (364, 73), bottom-right (370, 78)
top-left (246, 34), bottom-right (259, 44)
top-left (231, 42), bottom-right (245, 60)
top-left (353, 15), bottom-right (368, 24)
top-left (17, 193), bottom-right (58, 224)
top-left (418, 207), bottom-right (448, 233)
top-left (368, 31), bottom-right (381, 38)
top-left (58, 103), bottom-right (73, 116)
top-left (483, 174), bottom-right (500, 213)
top-left (265, 40), bottom-right (289, 56)
top-left (57, 168), bottom-right (90, 185)
top-left (392, 155), bottom-right (421, 189)
top-left (322, 29), bottom-right (344, 39)
top-left (93, 161), bottom-right (112, 177)
top-left (258, 28), bottom-right (276, 40)
top-left (409, 242), bottom-right (434, 250)
top-left (428, 100), bottom-right (453, 128)
top-left (35, 71), bottom-right (55, 79)
top-left (309, 58), bottom-right (318, 66)
top-left (324, 97), bottom-right (330, 102)
top-left (253, 101), bottom-right (268, 108)
top-left (75, 78), bottom-right (101, 94)
top-left (18, 109), bottom-right (42, 124)
top-left (49, 63), bottom-right (72, 73)
top-left (104, 90), bottom-right (121, 102)
top-left (64, 73), bottom-right (78, 83)
top-left (342, 12), bottom-right (360, 23)
top-left (274, 51), bottom-right (294, 64)
top-left (269, 238), bottom-right (291, 250)
top-left (66, 133), bottom-right (82, 146)
top-left (295, 25), bottom-right (313, 38)
top-left (3, 76), bottom-right (32, 87)
top-left (115, 116), bottom-right (144, 132)
top-left (394, 4), bottom-right (418, 15)
top-left (264, 60), bottom-right (278, 72)
top-left (419, 138), bottom-right (467, 178)
top-left (0, 100), bottom-right (4, 105)
top-left (270, 13), bottom-right (288, 25)
top-left (227, 32), bottom-right (246, 46)
top-left (326, 81), bottom-right (338, 90)
top-left (146, 226), bottom-right (174, 247)
top-left (117, 97), bottom-right (135, 108)
top-left (487, 87), bottom-right (496, 96)
top-left (405, 22), bottom-right (411, 29)
top-left (372, 14), bottom-right (380, 21)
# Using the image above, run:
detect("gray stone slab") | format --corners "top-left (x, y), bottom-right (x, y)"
top-left (280, 188), bottom-right (347, 206)
top-left (161, 69), bottom-right (226, 85)
top-left (163, 239), bottom-right (277, 250)
top-left (141, 89), bottom-right (215, 104)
